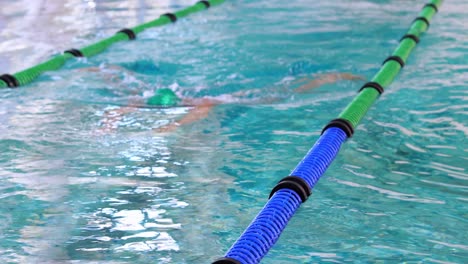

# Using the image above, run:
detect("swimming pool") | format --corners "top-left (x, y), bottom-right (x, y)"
top-left (0, 0), bottom-right (467, 263)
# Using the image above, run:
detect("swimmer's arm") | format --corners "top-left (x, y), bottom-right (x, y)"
top-left (80, 64), bottom-right (125, 73)
top-left (179, 104), bottom-right (215, 125)
top-left (98, 99), bottom-right (142, 134)
top-left (295, 72), bottom-right (364, 93)
top-left (99, 108), bottom-right (128, 133)
top-left (224, 72), bottom-right (364, 104)
top-left (155, 99), bottom-right (216, 133)
top-left (80, 65), bottom-right (145, 89)
top-left (79, 65), bottom-right (123, 83)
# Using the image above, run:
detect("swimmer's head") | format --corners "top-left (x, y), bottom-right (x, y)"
top-left (146, 88), bottom-right (180, 107)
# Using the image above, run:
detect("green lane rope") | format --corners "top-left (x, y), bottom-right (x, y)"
top-left (332, 0), bottom-right (441, 132)
top-left (0, 0), bottom-right (225, 89)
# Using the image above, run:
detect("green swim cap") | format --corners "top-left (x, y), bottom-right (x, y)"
top-left (146, 88), bottom-right (180, 107)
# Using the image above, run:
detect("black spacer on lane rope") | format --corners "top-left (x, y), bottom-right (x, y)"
top-left (269, 176), bottom-right (311, 203)
top-left (413, 16), bottom-right (430, 28)
top-left (359, 81), bottom-right (385, 95)
top-left (322, 118), bottom-right (354, 138)
top-left (0, 74), bottom-right (19, 88)
top-left (117, 28), bottom-right (136, 40)
top-left (64, 49), bottom-right (84, 57)
top-left (400, 34), bottom-right (420, 44)
top-left (198, 0), bottom-right (211, 8)
top-left (382, 55), bottom-right (405, 68)
top-left (212, 257), bottom-right (241, 264)
top-left (424, 3), bottom-right (438, 12)
top-left (161, 13), bottom-right (177, 23)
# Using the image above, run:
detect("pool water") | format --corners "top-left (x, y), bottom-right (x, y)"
top-left (0, 0), bottom-right (467, 263)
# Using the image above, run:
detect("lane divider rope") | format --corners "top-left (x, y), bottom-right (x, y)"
top-left (213, 1), bottom-right (442, 263)
top-left (0, 0), bottom-right (225, 88)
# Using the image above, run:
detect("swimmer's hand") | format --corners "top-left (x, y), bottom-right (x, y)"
top-left (295, 72), bottom-right (365, 93)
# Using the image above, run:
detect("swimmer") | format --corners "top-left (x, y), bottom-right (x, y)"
top-left (91, 64), bottom-right (364, 133)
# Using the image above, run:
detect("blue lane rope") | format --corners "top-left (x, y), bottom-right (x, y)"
top-left (290, 128), bottom-right (348, 188)
top-left (213, 128), bottom-right (347, 264)
top-left (222, 189), bottom-right (302, 264)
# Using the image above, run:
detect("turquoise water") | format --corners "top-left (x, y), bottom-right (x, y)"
top-left (1, 0), bottom-right (467, 263)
